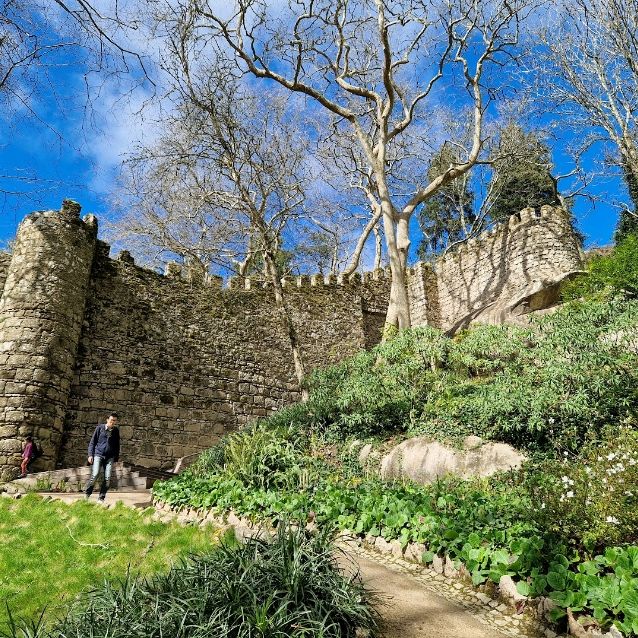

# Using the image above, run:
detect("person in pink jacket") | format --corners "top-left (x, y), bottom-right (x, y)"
top-left (20, 436), bottom-right (34, 478)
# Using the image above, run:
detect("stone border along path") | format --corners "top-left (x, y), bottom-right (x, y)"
top-left (26, 492), bottom-right (568, 638)
top-left (345, 541), bottom-right (551, 638)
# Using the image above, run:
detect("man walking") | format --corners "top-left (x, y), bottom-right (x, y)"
top-left (84, 413), bottom-right (120, 502)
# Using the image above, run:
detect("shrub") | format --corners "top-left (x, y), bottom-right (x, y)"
top-left (526, 423), bottom-right (638, 553)
top-left (3, 527), bottom-right (378, 638)
top-left (416, 299), bottom-right (638, 452)
top-left (305, 330), bottom-right (434, 439)
top-left (186, 423), bottom-right (309, 490)
top-left (563, 233), bottom-right (638, 300)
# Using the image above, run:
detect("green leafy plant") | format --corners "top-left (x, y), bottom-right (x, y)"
top-left (534, 546), bottom-right (638, 635)
top-left (526, 424), bottom-right (638, 553)
top-left (563, 233), bottom-right (638, 300)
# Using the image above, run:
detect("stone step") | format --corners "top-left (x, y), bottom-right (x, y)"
top-left (3, 462), bottom-right (166, 493)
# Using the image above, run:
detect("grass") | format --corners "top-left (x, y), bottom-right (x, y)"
top-left (0, 494), bottom-right (222, 628)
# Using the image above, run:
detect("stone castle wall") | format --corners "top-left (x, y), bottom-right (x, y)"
top-left (0, 254), bottom-right (12, 292)
top-left (0, 203), bottom-right (97, 479)
top-left (0, 202), bottom-right (583, 478)
top-left (407, 205), bottom-right (584, 332)
top-left (59, 245), bottom-right (390, 470)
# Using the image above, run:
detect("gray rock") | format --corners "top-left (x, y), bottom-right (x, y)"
top-left (380, 437), bottom-right (526, 484)
top-left (404, 542), bottom-right (426, 563)
top-left (498, 575), bottom-right (527, 604)
top-left (432, 555), bottom-right (444, 574)
top-left (444, 555), bottom-right (459, 578)
top-left (358, 444), bottom-right (373, 465)
top-left (374, 536), bottom-right (394, 554)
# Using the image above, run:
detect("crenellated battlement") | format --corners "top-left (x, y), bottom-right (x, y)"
top-left (434, 205), bottom-right (573, 266)
top-left (106, 204), bottom-right (574, 300)
top-left (110, 244), bottom-right (394, 293)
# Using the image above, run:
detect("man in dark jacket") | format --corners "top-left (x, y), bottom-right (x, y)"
top-left (84, 413), bottom-right (120, 502)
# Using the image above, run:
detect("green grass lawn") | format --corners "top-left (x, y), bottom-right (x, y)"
top-left (0, 494), bottom-right (221, 627)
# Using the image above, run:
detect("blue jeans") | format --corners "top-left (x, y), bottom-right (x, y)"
top-left (84, 456), bottom-right (114, 499)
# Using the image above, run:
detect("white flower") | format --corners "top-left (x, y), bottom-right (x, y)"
top-left (540, 502), bottom-right (546, 509)
top-left (548, 417), bottom-right (555, 424)
top-left (566, 491), bottom-right (574, 498)
top-left (584, 466), bottom-right (592, 474)
top-left (606, 516), bottom-right (620, 524)
top-left (607, 453), bottom-right (616, 461)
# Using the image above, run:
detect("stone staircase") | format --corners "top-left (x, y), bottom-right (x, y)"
top-left (2, 462), bottom-right (175, 494)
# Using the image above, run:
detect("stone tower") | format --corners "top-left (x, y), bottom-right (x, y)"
top-left (0, 200), bottom-right (97, 480)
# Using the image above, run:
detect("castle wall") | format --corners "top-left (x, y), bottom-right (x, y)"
top-left (0, 253), bottom-right (12, 292)
top-left (0, 203), bottom-right (97, 480)
top-left (0, 201), bottom-right (583, 474)
top-left (59, 248), bottom-right (390, 469)
top-left (415, 206), bottom-right (584, 332)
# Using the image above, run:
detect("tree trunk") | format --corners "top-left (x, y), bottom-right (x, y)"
top-left (381, 205), bottom-right (411, 331)
top-left (373, 225), bottom-right (382, 270)
top-left (264, 251), bottom-right (309, 402)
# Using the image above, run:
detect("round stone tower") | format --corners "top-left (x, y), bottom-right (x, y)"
top-left (0, 200), bottom-right (97, 480)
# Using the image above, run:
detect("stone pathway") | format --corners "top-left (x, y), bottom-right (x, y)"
top-left (342, 542), bottom-right (551, 638)
top-left (339, 551), bottom-right (512, 638)
top-left (38, 490), bottom-right (153, 509)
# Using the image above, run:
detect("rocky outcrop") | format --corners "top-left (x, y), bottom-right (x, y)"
top-left (358, 436), bottom-right (525, 484)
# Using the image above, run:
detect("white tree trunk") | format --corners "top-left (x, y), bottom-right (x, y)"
top-left (381, 206), bottom-right (411, 331)
top-left (264, 251), bottom-right (309, 401)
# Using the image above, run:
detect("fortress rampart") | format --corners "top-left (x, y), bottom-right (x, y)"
top-left (0, 202), bottom-right (583, 479)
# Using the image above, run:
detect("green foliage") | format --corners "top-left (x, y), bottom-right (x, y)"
top-left (488, 124), bottom-right (559, 223)
top-left (526, 424), bottom-right (638, 553)
top-left (564, 234), bottom-right (638, 299)
top-left (289, 299), bottom-right (638, 453)
top-left (2, 527), bottom-right (377, 638)
top-left (185, 422), bottom-right (309, 491)
top-left (615, 211), bottom-right (638, 243)
top-left (422, 299), bottom-right (638, 452)
top-left (417, 145), bottom-right (475, 257)
top-left (534, 547), bottom-right (638, 635)
top-left (0, 495), bottom-right (220, 628)
top-left (307, 326), bottom-right (449, 439)
top-left (155, 470), bottom-right (545, 583)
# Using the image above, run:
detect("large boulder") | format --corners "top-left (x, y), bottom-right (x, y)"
top-left (379, 436), bottom-right (525, 484)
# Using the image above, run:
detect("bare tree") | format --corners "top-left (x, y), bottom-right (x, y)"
top-left (536, 0), bottom-right (638, 220)
top-left (0, 1), bottom-right (151, 199)
top-left (156, 0), bottom-right (543, 329)
top-left (113, 73), bottom-right (312, 391)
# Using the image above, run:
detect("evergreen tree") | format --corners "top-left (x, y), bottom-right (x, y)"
top-left (488, 125), bottom-right (560, 223)
top-left (615, 160), bottom-right (638, 241)
top-left (417, 145), bottom-right (475, 258)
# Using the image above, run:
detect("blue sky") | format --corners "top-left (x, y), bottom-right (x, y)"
top-left (0, 90), bottom-right (623, 259)
top-left (0, 5), bottom-right (627, 256)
